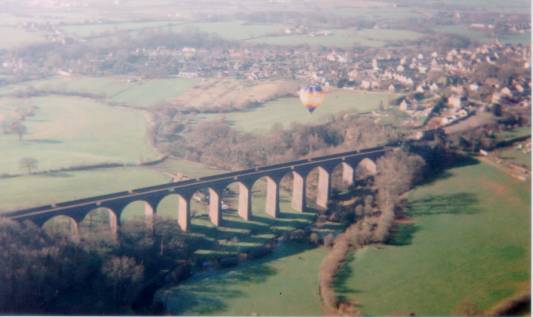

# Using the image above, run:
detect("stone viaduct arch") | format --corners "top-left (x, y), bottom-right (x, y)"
top-left (3, 147), bottom-right (388, 240)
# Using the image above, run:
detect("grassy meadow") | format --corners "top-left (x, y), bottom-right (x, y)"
top-left (201, 89), bottom-right (397, 133)
top-left (336, 161), bottom-right (530, 315)
top-left (0, 95), bottom-right (160, 175)
top-left (0, 26), bottom-right (48, 49)
top-left (173, 21), bottom-right (285, 41)
top-left (59, 20), bottom-right (181, 38)
top-left (161, 242), bottom-right (326, 315)
top-left (110, 78), bottom-right (198, 107)
top-left (0, 76), bottom-right (199, 108)
top-left (248, 28), bottom-right (423, 48)
top-left (0, 76), bottom-right (132, 97)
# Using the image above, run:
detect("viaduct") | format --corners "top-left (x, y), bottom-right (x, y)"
top-left (2, 146), bottom-right (388, 241)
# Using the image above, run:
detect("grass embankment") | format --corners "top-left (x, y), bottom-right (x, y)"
top-left (335, 161), bottom-right (530, 315)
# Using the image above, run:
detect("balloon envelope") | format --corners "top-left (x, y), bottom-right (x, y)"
top-left (299, 84), bottom-right (325, 113)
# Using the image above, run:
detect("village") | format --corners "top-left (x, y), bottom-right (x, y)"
top-left (1, 18), bottom-right (530, 135)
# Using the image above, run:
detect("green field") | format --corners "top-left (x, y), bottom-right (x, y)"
top-left (0, 76), bottom-right (198, 108)
top-left (60, 20), bottom-right (181, 38)
top-left (0, 158), bottom-right (222, 212)
top-left (0, 76), bottom-right (130, 97)
top-left (79, 20), bottom-right (286, 42)
top-left (160, 242), bottom-right (326, 315)
top-left (110, 78), bottom-right (198, 107)
top-left (173, 21), bottom-right (286, 41)
top-left (0, 95), bottom-right (160, 175)
top-left (337, 161), bottom-right (530, 315)
top-left (332, 6), bottom-right (426, 21)
top-left (0, 26), bottom-right (48, 49)
top-left (201, 89), bottom-right (396, 133)
top-left (248, 28), bottom-right (423, 48)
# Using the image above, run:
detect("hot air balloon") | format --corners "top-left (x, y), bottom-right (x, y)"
top-left (299, 84), bottom-right (326, 113)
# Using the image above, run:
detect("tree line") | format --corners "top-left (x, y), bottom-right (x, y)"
top-left (154, 110), bottom-right (405, 171)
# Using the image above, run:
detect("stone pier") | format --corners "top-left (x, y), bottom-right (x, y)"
top-left (69, 217), bottom-right (80, 243)
top-left (144, 202), bottom-right (154, 231)
top-left (291, 171), bottom-right (306, 212)
top-left (108, 210), bottom-right (118, 241)
top-left (177, 195), bottom-right (190, 232)
top-left (265, 177), bottom-right (280, 218)
top-left (316, 167), bottom-right (331, 209)
top-left (209, 188), bottom-right (222, 226)
top-left (342, 162), bottom-right (355, 186)
top-left (238, 183), bottom-right (252, 220)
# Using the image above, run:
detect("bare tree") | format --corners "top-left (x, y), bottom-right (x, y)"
top-left (372, 149), bottom-right (426, 242)
top-left (10, 121), bottom-right (27, 141)
top-left (19, 157), bottom-right (38, 174)
top-left (101, 256), bottom-right (144, 306)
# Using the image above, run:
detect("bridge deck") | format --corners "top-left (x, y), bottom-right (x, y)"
top-left (3, 146), bottom-right (386, 220)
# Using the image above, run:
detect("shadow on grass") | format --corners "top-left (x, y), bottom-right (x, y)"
top-left (163, 242), bottom-right (316, 315)
top-left (386, 223), bottom-right (420, 246)
top-left (26, 138), bottom-right (63, 144)
top-left (43, 171), bottom-right (74, 178)
top-left (187, 209), bottom-right (316, 254)
top-left (333, 252), bottom-right (360, 303)
top-left (406, 192), bottom-right (480, 217)
top-left (418, 155), bottom-right (480, 187)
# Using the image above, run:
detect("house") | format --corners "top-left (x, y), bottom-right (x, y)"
top-left (457, 109), bottom-right (468, 118)
top-left (448, 95), bottom-right (464, 109)
top-left (372, 59), bottom-right (379, 71)
top-left (450, 85), bottom-right (465, 96)
top-left (469, 83), bottom-right (480, 92)
top-left (491, 92), bottom-right (502, 103)
top-left (485, 78), bottom-right (500, 88)
top-left (501, 87), bottom-right (513, 98)
top-left (399, 99), bottom-right (411, 111)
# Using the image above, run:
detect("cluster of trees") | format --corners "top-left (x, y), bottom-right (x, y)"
top-left (155, 113), bottom-right (403, 171)
top-left (0, 217), bottom-right (201, 314)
